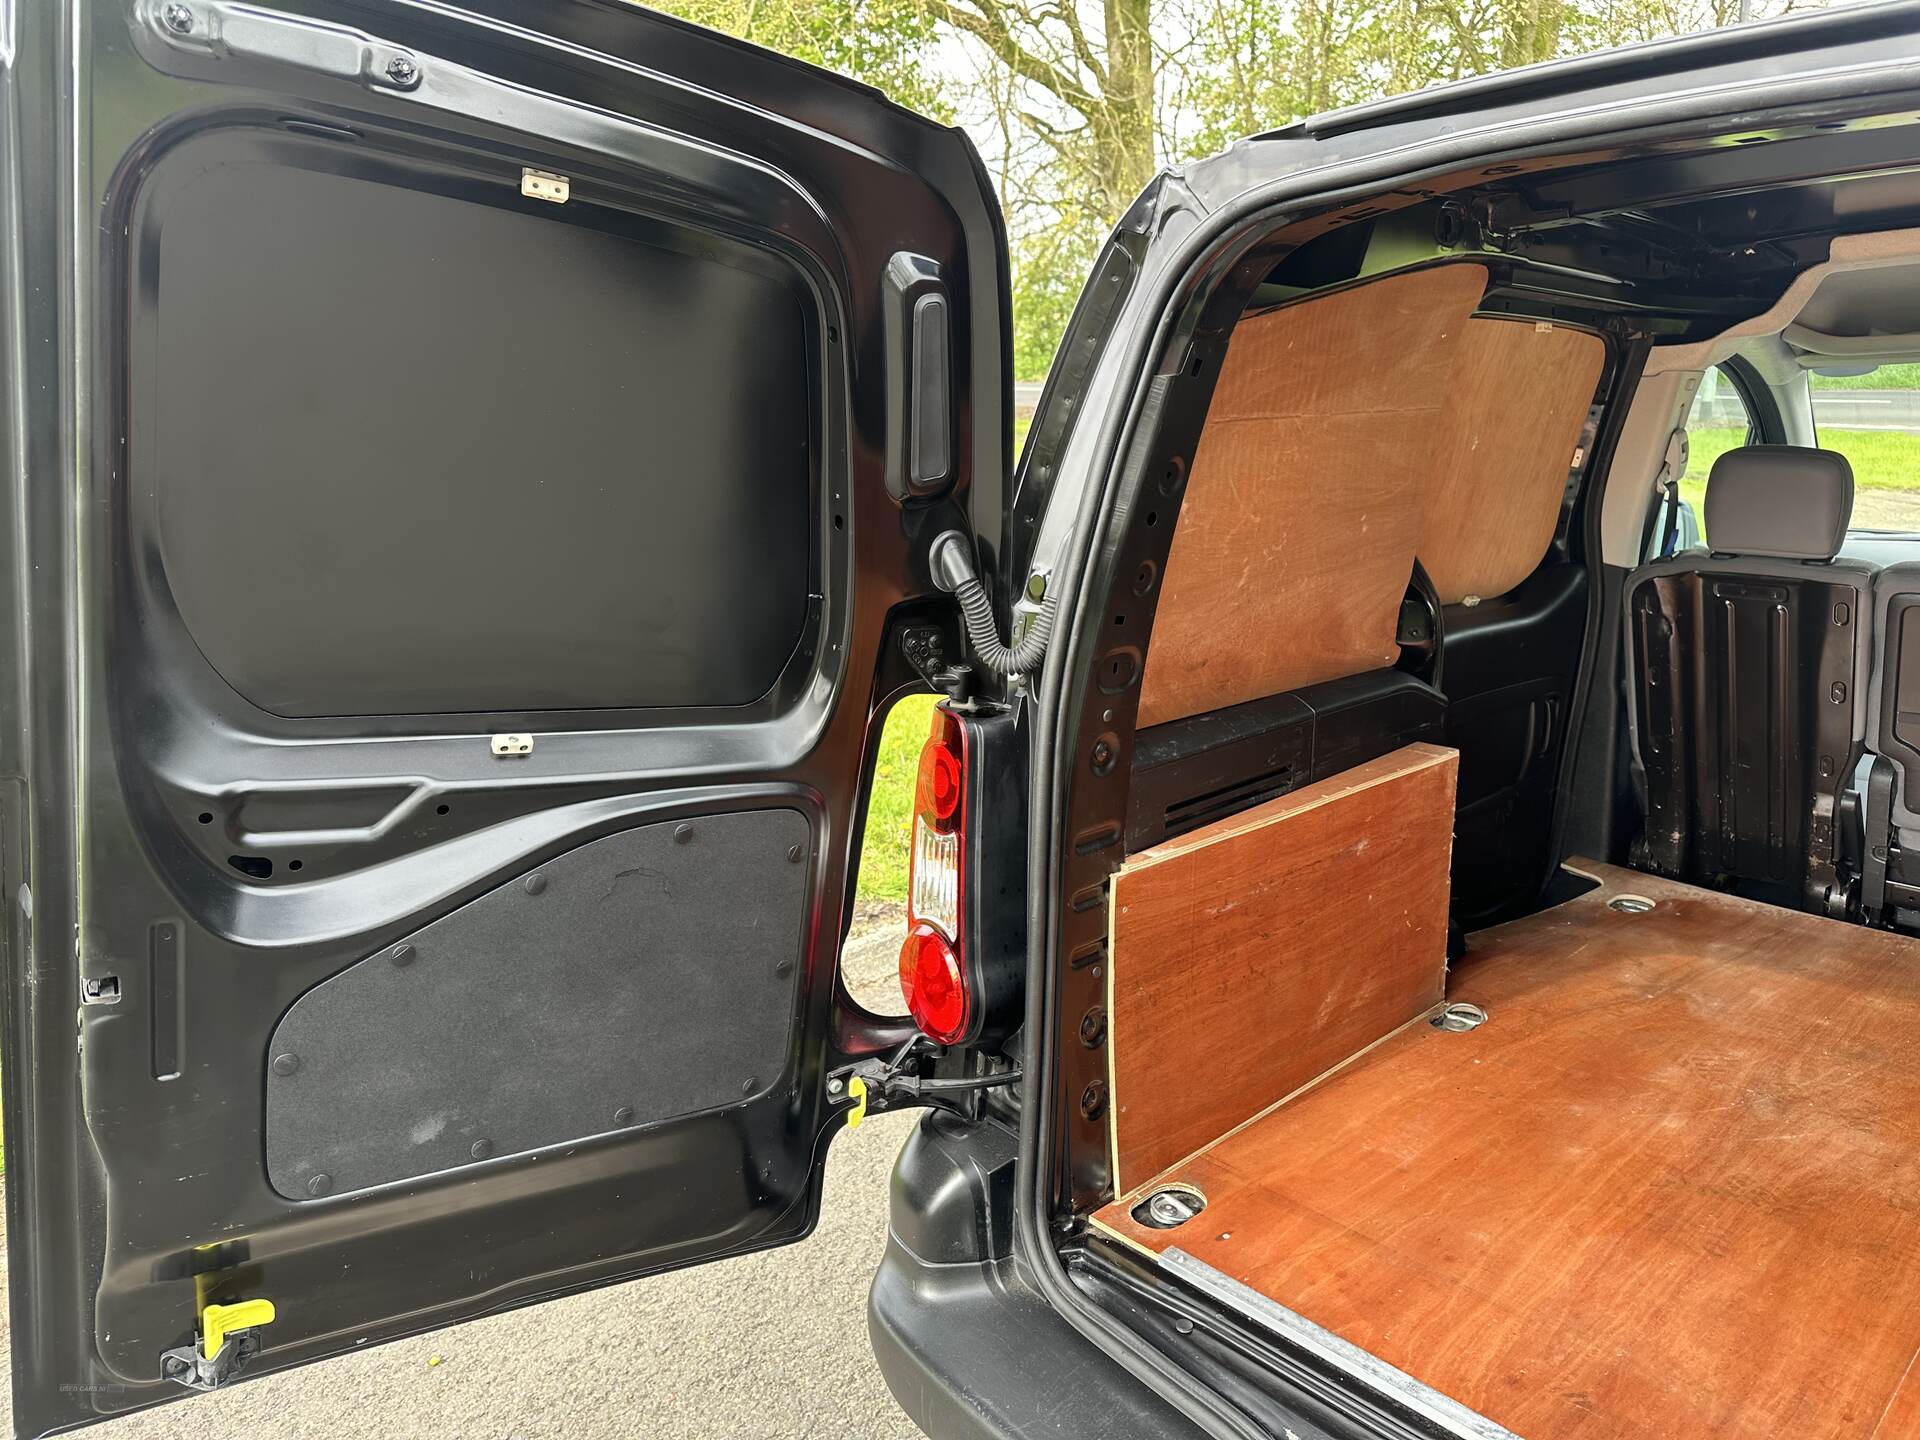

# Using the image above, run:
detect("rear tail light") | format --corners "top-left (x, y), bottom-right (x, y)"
top-left (900, 706), bottom-right (972, 1044)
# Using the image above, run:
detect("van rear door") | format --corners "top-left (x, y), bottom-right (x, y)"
top-left (0, 2), bottom-right (1007, 1432)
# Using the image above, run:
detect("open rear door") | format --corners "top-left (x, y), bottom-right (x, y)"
top-left (0, 1), bottom-right (1008, 1431)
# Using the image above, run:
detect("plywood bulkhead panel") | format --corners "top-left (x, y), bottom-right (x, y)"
top-left (1105, 742), bottom-right (1458, 1192)
top-left (1136, 265), bottom-right (1487, 729)
top-left (1136, 262), bottom-right (1608, 728)
top-left (1422, 317), bottom-right (1607, 606)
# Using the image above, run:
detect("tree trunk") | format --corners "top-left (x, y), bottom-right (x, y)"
top-left (1101, 0), bottom-right (1157, 217)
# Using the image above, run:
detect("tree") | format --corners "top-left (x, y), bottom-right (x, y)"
top-left (651, 0), bottom-right (951, 119)
top-left (924, 0), bottom-right (1158, 225)
top-left (642, 0), bottom-right (1829, 376)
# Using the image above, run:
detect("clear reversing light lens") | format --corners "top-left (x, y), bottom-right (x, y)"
top-left (909, 817), bottom-right (960, 940)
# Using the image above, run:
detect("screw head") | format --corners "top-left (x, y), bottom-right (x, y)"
top-left (523, 873), bottom-right (547, 895)
top-left (786, 844), bottom-right (803, 863)
top-left (470, 1139), bottom-right (494, 1160)
top-left (1079, 1006), bottom-right (1107, 1049)
top-left (391, 942), bottom-right (415, 967)
top-left (385, 54), bottom-right (420, 87)
top-left (1026, 572), bottom-right (1047, 602)
top-left (741, 1076), bottom-right (757, 1095)
top-left (162, 2), bottom-right (194, 33)
top-left (613, 1106), bottom-right (635, 1126)
top-left (1080, 1080), bottom-right (1107, 1120)
top-left (271, 1052), bottom-right (300, 1077)
top-left (774, 958), bottom-right (794, 978)
top-left (163, 1355), bottom-right (191, 1378)
top-left (306, 1172), bottom-right (333, 1197)
top-left (674, 824), bottom-right (694, 845)
top-left (827, 1077), bottom-right (845, 1097)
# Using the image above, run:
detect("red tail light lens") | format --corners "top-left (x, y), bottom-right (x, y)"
top-left (899, 921), bottom-right (969, 1044)
top-left (901, 706), bottom-right (972, 1043)
top-left (919, 737), bottom-right (963, 830)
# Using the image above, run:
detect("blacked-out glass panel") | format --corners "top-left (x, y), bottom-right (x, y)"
top-left (146, 162), bottom-right (812, 717)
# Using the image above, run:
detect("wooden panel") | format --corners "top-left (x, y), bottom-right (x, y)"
top-left (1136, 264), bottom-right (1487, 728)
top-left (1106, 743), bottom-right (1456, 1192)
top-left (1421, 318), bottom-right (1607, 605)
top-left (1097, 863), bottom-right (1920, 1440)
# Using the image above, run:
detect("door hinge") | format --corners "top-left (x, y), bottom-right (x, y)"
top-left (828, 1038), bottom-right (1021, 1124)
top-left (160, 1296), bottom-right (276, 1391)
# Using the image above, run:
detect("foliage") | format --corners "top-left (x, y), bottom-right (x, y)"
top-left (856, 694), bottom-right (939, 903)
top-left (1810, 364), bottom-right (1920, 390)
top-left (645, 0), bottom-right (1835, 377)
top-left (649, 0), bottom-right (951, 119)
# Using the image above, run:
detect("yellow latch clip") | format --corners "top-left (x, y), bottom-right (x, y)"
top-left (201, 1298), bottom-right (275, 1362)
top-left (846, 1075), bottom-right (869, 1131)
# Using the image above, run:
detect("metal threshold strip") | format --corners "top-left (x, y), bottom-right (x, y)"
top-left (1161, 1249), bottom-right (1523, 1440)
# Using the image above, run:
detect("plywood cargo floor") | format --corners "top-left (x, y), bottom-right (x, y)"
top-left (1094, 861), bottom-right (1920, 1440)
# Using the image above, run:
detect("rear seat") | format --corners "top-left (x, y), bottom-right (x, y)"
top-left (1626, 446), bottom-right (1871, 912)
top-left (1862, 565), bottom-right (1920, 921)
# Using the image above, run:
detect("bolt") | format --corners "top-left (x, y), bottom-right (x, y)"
top-left (1079, 1080), bottom-right (1107, 1120)
top-left (391, 942), bottom-right (415, 967)
top-left (306, 1172), bottom-right (333, 1197)
top-left (786, 844), bottom-right (804, 863)
top-left (1173, 1316), bottom-right (1196, 1336)
top-left (271, 1052), bottom-right (300, 1077)
top-left (163, 1355), bottom-right (191, 1379)
top-left (161, 2), bottom-right (194, 34)
top-left (1831, 681), bottom-right (1848, 704)
top-left (674, 824), bottom-right (693, 845)
top-left (613, 1106), bottom-right (635, 1126)
top-left (827, 1077), bottom-right (845, 1097)
top-left (1079, 1005), bottom-right (1107, 1049)
top-left (1091, 739), bottom-right (1114, 774)
top-left (470, 1139), bottom-right (494, 1160)
top-left (384, 54), bottom-right (419, 88)
top-left (1026, 572), bottom-right (1047, 602)
top-left (523, 873), bottom-right (547, 895)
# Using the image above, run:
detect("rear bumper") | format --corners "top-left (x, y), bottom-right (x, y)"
top-left (866, 1112), bottom-right (1204, 1440)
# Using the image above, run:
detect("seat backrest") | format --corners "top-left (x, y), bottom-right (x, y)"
top-left (1868, 564), bottom-right (1920, 832)
top-left (1626, 446), bottom-right (1870, 911)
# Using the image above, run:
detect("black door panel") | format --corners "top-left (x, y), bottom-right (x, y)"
top-left (262, 807), bottom-right (811, 1199)
top-left (3, 0), bottom-right (1007, 1431)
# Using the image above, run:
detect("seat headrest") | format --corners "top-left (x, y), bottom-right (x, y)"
top-left (1703, 445), bottom-right (1853, 562)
